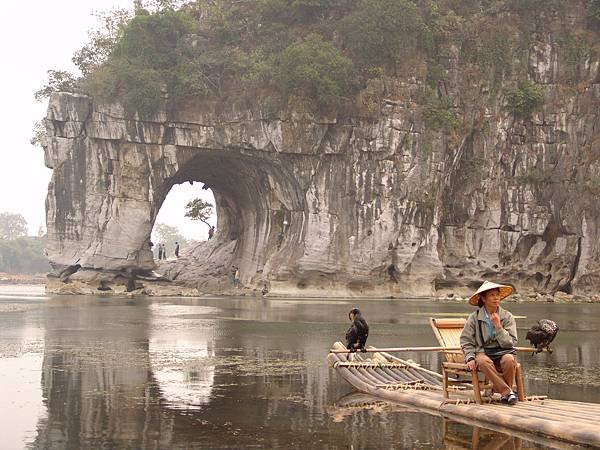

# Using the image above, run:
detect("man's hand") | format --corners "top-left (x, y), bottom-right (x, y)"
top-left (466, 359), bottom-right (477, 371)
top-left (490, 312), bottom-right (502, 330)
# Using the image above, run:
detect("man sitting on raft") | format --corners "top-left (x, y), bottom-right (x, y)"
top-left (460, 281), bottom-right (519, 405)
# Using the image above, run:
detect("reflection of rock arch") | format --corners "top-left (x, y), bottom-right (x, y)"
top-left (149, 304), bottom-right (216, 409)
top-left (32, 300), bottom-right (158, 447)
top-left (31, 299), bottom-right (218, 447)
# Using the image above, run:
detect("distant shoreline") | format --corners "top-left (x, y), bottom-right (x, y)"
top-left (1, 276), bottom-right (599, 304)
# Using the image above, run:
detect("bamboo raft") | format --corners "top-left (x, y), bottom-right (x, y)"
top-left (327, 342), bottom-right (600, 448)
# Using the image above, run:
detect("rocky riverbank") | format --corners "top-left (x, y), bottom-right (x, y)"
top-left (43, 275), bottom-right (600, 303)
top-left (0, 273), bottom-right (46, 285)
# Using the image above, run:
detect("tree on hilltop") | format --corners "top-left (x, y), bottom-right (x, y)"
top-left (34, 70), bottom-right (78, 102)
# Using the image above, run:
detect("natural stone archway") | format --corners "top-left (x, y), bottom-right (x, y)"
top-left (153, 149), bottom-right (308, 291)
top-left (43, 87), bottom-right (600, 297)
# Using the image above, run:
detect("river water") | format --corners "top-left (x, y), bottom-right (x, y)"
top-left (1, 285), bottom-right (599, 449)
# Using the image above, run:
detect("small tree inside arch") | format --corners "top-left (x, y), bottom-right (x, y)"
top-left (184, 198), bottom-right (214, 230)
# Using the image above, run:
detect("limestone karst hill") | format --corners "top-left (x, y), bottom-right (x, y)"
top-left (42, 1), bottom-right (600, 296)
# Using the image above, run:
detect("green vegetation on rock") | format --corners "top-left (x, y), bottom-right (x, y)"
top-left (505, 81), bottom-right (544, 118)
top-left (423, 95), bottom-right (460, 132)
top-left (35, 0), bottom-right (594, 120)
top-left (589, 0), bottom-right (600, 23)
top-left (340, 0), bottom-right (430, 72)
top-left (274, 33), bottom-right (353, 111)
top-left (86, 9), bottom-right (198, 116)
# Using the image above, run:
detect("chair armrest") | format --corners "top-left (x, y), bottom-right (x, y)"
top-left (443, 362), bottom-right (471, 370)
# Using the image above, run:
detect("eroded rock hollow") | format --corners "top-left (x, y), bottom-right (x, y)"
top-left (44, 59), bottom-right (600, 297)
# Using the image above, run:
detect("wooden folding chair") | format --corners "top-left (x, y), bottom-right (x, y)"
top-left (429, 317), bottom-right (525, 404)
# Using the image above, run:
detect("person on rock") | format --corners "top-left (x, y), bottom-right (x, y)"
top-left (157, 243), bottom-right (163, 260)
top-left (460, 281), bottom-right (519, 405)
top-left (208, 226), bottom-right (215, 240)
top-left (234, 267), bottom-right (241, 288)
top-left (387, 264), bottom-right (398, 283)
top-left (162, 243), bottom-right (167, 260)
top-left (174, 241), bottom-right (180, 258)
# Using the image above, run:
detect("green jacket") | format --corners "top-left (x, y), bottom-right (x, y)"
top-left (460, 305), bottom-right (518, 362)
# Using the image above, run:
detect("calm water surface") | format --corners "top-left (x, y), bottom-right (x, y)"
top-left (1, 285), bottom-right (599, 449)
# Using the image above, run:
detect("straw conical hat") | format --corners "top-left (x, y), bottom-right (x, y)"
top-left (468, 281), bottom-right (513, 306)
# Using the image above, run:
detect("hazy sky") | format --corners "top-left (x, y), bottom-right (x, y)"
top-left (0, 1), bottom-right (215, 240)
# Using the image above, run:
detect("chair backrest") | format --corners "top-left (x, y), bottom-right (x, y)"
top-left (429, 317), bottom-right (467, 364)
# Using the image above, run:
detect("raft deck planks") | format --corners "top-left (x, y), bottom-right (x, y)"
top-left (327, 342), bottom-right (600, 448)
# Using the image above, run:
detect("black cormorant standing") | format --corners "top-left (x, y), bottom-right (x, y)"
top-left (346, 308), bottom-right (369, 352)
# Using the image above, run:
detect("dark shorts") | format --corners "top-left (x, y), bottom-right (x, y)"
top-left (484, 347), bottom-right (516, 365)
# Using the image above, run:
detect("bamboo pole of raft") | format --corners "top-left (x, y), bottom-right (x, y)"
top-left (441, 403), bottom-right (600, 448)
top-left (485, 403), bottom-right (600, 424)
top-left (376, 349), bottom-right (444, 380)
top-left (437, 415), bottom-right (588, 450)
top-left (330, 346), bottom-right (455, 353)
top-left (355, 354), bottom-right (411, 385)
top-left (329, 346), bottom-right (541, 353)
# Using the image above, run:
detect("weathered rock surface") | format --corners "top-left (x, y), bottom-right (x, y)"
top-left (43, 8), bottom-right (600, 297)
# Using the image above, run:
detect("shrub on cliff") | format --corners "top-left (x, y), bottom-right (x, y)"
top-left (340, 0), bottom-right (431, 73)
top-left (505, 81), bottom-right (544, 118)
top-left (258, 0), bottom-right (348, 24)
top-left (274, 33), bottom-right (354, 112)
top-left (588, 0), bottom-right (600, 23)
top-left (424, 97), bottom-right (460, 132)
top-left (85, 8), bottom-right (198, 116)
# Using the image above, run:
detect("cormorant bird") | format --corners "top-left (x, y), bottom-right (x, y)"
top-left (526, 319), bottom-right (559, 354)
top-left (346, 308), bottom-right (369, 352)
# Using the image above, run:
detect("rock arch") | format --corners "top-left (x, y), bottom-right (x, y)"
top-left (153, 149), bottom-right (307, 288)
top-left (43, 93), bottom-right (311, 292)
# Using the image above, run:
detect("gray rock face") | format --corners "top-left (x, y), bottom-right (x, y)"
top-left (43, 33), bottom-right (600, 297)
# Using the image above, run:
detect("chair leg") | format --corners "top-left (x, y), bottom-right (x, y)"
top-left (471, 370), bottom-right (482, 404)
top-left (472, 426), bottom-right (481, 449)
top-left (515, 363), bottom-right (525, 401)
top-left (483, 375), bottom-right (492, 399)
top-left (442, 367), bottom-right (449, 399)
